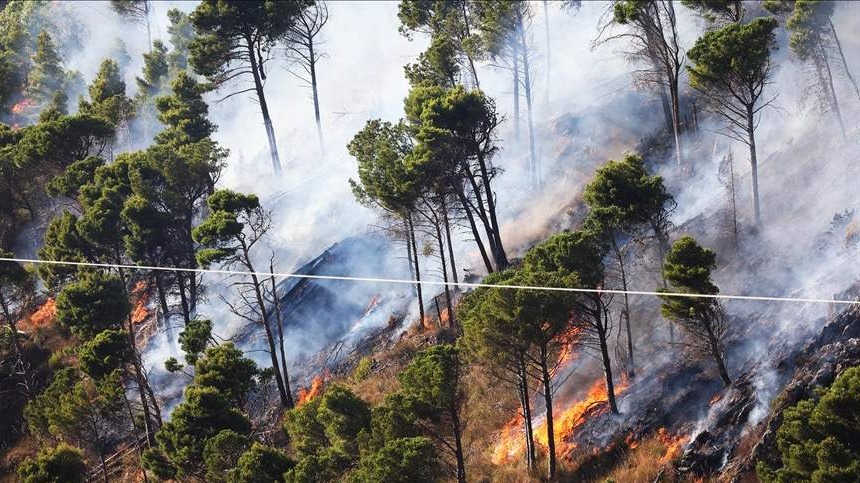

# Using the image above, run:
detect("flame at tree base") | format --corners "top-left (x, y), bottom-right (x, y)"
top-left (492, 378), bottom-right (630, 465)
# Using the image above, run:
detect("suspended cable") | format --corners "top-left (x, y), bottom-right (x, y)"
top-left (1, 256), bottom-right (858, 306)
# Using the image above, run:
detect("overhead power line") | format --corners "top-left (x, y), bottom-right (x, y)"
top-left (1, 256), bottom-right (858, 306)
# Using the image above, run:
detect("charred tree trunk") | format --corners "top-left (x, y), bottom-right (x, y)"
top-left (246, 38), bottom-right (282, 174)
top-left (539, 344), bottom-right (557, 479)
top-left (658, 88), bottom-right (673, 133)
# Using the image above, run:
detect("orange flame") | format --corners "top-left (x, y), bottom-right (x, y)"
top-left (625, 432), bottom-right (640, 449)
top-left (656, 427), bottom-right (689, 464)
top-left (296, 369), bottom-right (330, 407)
top-left (492, 378), bottom-right (630, 465)
top-left (11, 98), bottom-right (32, 115)
top-left (17, 298), bottom-right (56, 331)
top-left (130, 280), bottom-right (151, 324)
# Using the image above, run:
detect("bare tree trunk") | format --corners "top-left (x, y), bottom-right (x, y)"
top-left (595, 302), bottom-right (619, 414)
top-left (269, 263), bottom-right (294, 408)
top-left (706, 322), bottom-right (731, 387)
top-left (746, 105), bottom-right (761, 226)
top-left (670, 76), bottom-right (683, 166)
top-left (452, 408), bottom-right (467, 483)
top-left (829, 18), bottom-right (860, 103)
top-left (539, 345), bottom-right (556, 479)
top-left (454, 185), bottom-right (494, 273)
top-left (819, 44), bottom-right (847, 142)
top-left (543, 0), bottom-right (551, 103)
top-left (175, 271), bottom-right (192, 326)
top-left (308, 35), bottom-right (324, 152)
top-left (144, 1), bottom-right (152, 50)
top-left (153, 273), bottom-right (171, 328)
top-left (519, 35), bottom-right (538, 186)
top-left (518, 357), bottom-right (536, 471)
top-left (512, 41), bottom-right (521, 141)
top-left (407, 215), bottom-right (426, 325)
top-left (247, 40), bottom-right (282, 174)
top-left (441, 197), bottom-right (459, 286)
top-left (433, 214), bottom-right (455, 328)
top-left (611, 238), bottom-right (634, 378)
top-left (475, 152), bottom-right (509, 269)
top-left (459, 0), bottom-right (481, 90)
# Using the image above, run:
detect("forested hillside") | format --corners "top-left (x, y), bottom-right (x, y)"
top-left (1, 1), bottom-right (858, 482)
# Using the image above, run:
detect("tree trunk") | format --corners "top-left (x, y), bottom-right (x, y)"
top-left (706, 322), bottom-right (731, 387)
top-left (153, 272), bottom-right (171, 329)
top-left (144, 1), bottom-right (152, 50)
top-left (819, 44), bottom-right (847, 142)
top-left (249, 270), bottom-right (289, 407)
top-left (247, 40), bottom-right (282, 174)
top-left (543, 0), bottom-right (551, 103)
top-left (100, 448), bottom-right (109, 483)
top-left (829, 18), bottom-right (860, 103)
top-left (540, 345), bottom-right (557, 479)
top-left (518, 357), bottom-right (536, 471)
top-left (475, 152), bottom-right (508, 269)
top-left (175, 271), bottom-right (192, 326)
top-left (745, 104), bottom-right (761, 226)
top-left (454, 181), bottom-right (494, 273)
top-left (670, 76), bottom-right (683, 166)
top-left (407, 215), bottom-right (426, 325)
top-left (0, 294), bottom-right (23, 361)
top-left (269, 264), bottom-right (294, 408)
top-left (308, 35), bottom-right (324, 152)
top-left (433, 215), bottom-right (455, 328)
top-left (459, 0), bottom-right (481, 90)
top-left (517, 10), bottom-right (539, 186)
top-left (611, 237), bottom-right (634, 378)
top-left (451, 408), bottom-right (467, 483)
top-left (512, 41), bottom-right (521, 141)
top-left (595, 303), bottom-right (619, 414)
top-left (441, 197), bottom-right (458, 286)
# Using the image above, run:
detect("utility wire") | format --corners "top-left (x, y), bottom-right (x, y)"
top-left (1, 257), bottom-right (858, 306)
